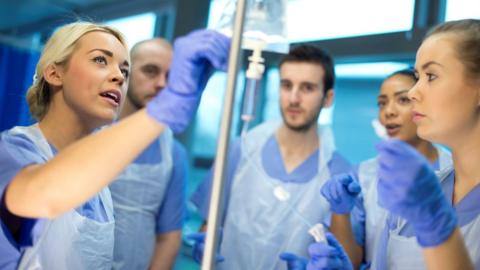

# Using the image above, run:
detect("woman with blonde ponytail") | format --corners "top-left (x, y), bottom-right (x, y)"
top-left (26, 74), bottom-right (50, 121)
top-left (0, 21), bottom-right (230, 269)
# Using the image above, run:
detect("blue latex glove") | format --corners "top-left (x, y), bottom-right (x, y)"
top-left (186, 232), bottom-right (225, 265)
top-left (307, 232), bottom-right (353, 270)
top-left (376, 139), bottom-right (457, 247)
top-left (146, 29), bottom-right (230, 133)
top-left (279, 252), bottom-right (308, 270)
top-left (320, 173), bottom-right (361, 214)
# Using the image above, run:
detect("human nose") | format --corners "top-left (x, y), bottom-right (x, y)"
top-left (384, 100), bottom-right (398, 118)
top-left (110, 66), bottom-right (126, 86)
top-left (288, 87), bottom-right (301, 104)
top-left (155, 73), bottom-right (168, 91)
top-left (408, 82), bottom-right (421, 103)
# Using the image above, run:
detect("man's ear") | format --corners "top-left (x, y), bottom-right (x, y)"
top-left (323, 89), bottom-right (334, 108)
top-left (43, 64), bottom-right (63, 87)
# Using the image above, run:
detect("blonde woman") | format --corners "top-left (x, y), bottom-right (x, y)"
top-left (0, 22), bottom-right (229, 269)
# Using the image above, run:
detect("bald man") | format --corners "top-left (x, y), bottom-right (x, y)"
top-left (110, 38), bottom-right (187, 270)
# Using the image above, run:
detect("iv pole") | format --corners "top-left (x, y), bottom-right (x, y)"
top-left (201, 0), bottom-right (247, 269)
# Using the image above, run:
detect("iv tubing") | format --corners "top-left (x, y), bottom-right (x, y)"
top-left (241, 42), bottom-right (265, 132)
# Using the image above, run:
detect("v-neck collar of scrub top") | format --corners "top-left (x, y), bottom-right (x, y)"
top-left (398, 169), bottom-right (480, 236)
top-left (443, 170), bottom-right (480, 226)
top-left (261, 134), bottom-right (320, 184)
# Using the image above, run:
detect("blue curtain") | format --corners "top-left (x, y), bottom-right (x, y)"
top-left (0, 43), bottom-right (40, 132)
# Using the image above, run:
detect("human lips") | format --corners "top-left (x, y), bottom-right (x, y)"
top-left (385, 123), bottom-right (401, 136)
top-left (286, 107), bottom-right (303, 116)
top-left (412, 110), bottom-right (426, 123)
top-left (99, 89), bottom-right (122, 106)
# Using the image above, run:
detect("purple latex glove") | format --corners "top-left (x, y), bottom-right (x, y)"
top-left (307, 232), bottom-right (353, 270)
top-left (320, 173), bottom-right (361, 214)
top-left (280, 252), bottom-right (308, 270)
top-left (376, 139), bottom-right (457, 247)
top-left (146, 29), bottom-right (230, 133)
top-left (186, 232), bottom-right (225, 265)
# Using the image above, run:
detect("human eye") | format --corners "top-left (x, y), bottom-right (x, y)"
top-left (141, 65), bottom-right (160, 78)
top-left (377, 100), bottom-right (386, 108)
top-left (414, 71), bottom-right (419, 80)
top-left (397, 96), bottom-right (411, 105)
top-left (302, 84), bottom-right (315, 93)
top-left (426, 73), bottom-right (437, 82)
top-left (280, 81), bottom-right (291, 91)
top-left (92, 55), bottom-right (107, 65)
top-left (120, 68), bottom-right (129, 79)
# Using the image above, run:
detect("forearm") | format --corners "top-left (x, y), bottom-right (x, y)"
top-left (330, 214), bottom-right (363, 269)
top-left (423, 228), bottom-right (474, 270)
top-left (200, 222), bottom-right (207, 232)
top-left (149, 230), bottom-right (182, 270)
top-left (6, 109), bottom-right (165, 218)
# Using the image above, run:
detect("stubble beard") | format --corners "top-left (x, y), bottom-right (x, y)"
top-left (281, 105), bottom-right (322, 133)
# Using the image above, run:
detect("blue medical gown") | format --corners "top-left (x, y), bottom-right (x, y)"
top-left (191, 124), bottom-right (353, 270)
top-left (191, 134), bottom-right (352, 225)
top-left (110, 137), bottom-right (187, 270)
top-left (0, 129), bottom-right (108, 269)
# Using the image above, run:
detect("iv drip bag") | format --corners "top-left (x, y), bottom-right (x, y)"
top-left (213, 0), bottom-right (289, 53)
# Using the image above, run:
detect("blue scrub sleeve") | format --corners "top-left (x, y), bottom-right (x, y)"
top-left (190, 138), bottom-right (242, 222)
top-left (328, 152), bottom-right (354, 176)
top-left (0, 135), bottom-right (47, 268)
top-left (352, 163), bottom-right (360, 178)
top-left (155, 141), bottom-right (187, 234)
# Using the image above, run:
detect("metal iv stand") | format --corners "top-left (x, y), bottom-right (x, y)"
top-left (201, 0), bottom-right (247, 269)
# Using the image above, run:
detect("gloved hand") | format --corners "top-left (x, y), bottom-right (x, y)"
top-left (320, 173), bottom-right (361, 214)
top-left (376, 139), bottom-right (457, 247)
top-left (279, 252), bottom-right (308, 270)
top-left (186, 232), bottom-right (225, 265)
top-left (307, 232), bottom-right (353, 270)
top-left (146, 29), bottom-right (230, 133)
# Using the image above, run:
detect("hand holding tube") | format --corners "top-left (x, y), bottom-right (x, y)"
top-left (307, 232), bottom-right (353, 270)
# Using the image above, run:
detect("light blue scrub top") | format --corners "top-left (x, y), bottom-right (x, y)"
top-left (155, 140), bottom-right (187, 233)
top-left (191, 134), bottom-right (353, 222)
top-left (0, 130), bottom-right (108, 269)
